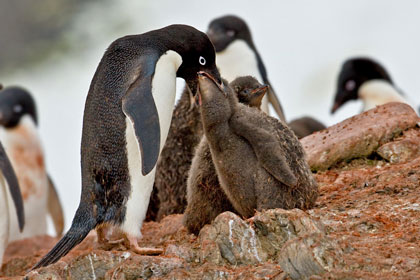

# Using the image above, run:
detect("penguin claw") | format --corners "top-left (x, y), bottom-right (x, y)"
top-left (127, 235), bottom-right (163, 255)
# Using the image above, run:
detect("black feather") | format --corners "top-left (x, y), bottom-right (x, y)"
top-left (31, 207), bottom-right (96, 270)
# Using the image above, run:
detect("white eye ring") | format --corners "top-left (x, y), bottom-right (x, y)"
top-left (199, 56), bottom-right (206, 66)
top-left (13, 104), bottom-right (23, 113)
top-left (227, 30), bottom-right (235, 37)
top-left (345, 80), bottom-right (356, 91)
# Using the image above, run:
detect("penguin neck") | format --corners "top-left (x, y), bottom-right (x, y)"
top-left (216, 40), bottom-right (263, 83)
top-left (358, 79), bottom-right (406, 111)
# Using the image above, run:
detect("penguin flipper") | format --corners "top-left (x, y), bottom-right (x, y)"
top-left (47, 174), bottom-right (65, 237)
top-left (0, 142), bottom-right (24, 231)
top-left (267, 85), bottom-right (286, 122)
top-left (230, 116), bottom-right (297, 187)
top-left (122, 53), bottom-right (160, 176)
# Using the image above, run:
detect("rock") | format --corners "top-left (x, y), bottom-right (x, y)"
top-left (105, 256), bottom-right (184, 280)
top-left (277, 233), bottom-right (343, 280)
top-left (377, 128), bottom-right (420, 163)
top-left (199, 211), bottom-right (267, 265)
top-left (251, 209), bottom-right (325, 259)
top-left (164, 244), bottom-right (197, 263)
top-left (301, 102), bottom-right (420, 171)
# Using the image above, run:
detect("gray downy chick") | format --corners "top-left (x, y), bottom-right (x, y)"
top-left (196, 72), bottom-right (318, 220)
top-left (184, 76), bottom-right (267, 235)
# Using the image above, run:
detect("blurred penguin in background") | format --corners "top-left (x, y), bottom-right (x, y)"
top-left (0, 140), bottom-right (24, 264)
top-left (332, 57), bottom-right (412, 114)
top-left (0, 86), bottom-right (64, 241)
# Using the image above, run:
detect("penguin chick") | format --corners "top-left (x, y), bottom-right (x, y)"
top-left (288, 116), bottom-right (326, 139)
top-left (197, 72), bottom-right (318, 219)
top-left (184, 76), bottom-right (267, 235)
top-left (148, 76), bottom-right (267, 222)
top-left (332, 57), bottom-right (410, 113)
top-left (32, 24), bottom-right (221, 269)
top-left (207, 15), bottom-right (285, 121)
top-left (0, 140), bottom-right (24, 265)
top-left (0, 86), bottom-right (63, 240)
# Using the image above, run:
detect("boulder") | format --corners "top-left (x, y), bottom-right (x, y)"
top-left (301, 102), bottom-right (420, 171)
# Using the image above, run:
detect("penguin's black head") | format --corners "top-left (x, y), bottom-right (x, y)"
top-left (332, 57), bottom-right (392, 113)
top-left (207, 15), bottom-right (254, 52)
top-left (230, 76), bottom-right (268, 108)
top-left (166, 25), bottom-right (222, 98)
top-left (0, 86), bottom-right (38, 128)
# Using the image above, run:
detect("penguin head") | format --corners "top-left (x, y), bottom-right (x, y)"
top-left (207, 15), bottom-right (254, 52)
top-left (230, 76), bottom-right (268, 108)
top-left (0, 86), bottom-right (38, 128)
top-left (332, 57), bottom-right (392, 113)
top-left (168, 25), bottom-right (222, 98)
top-left (197, 71), bottom-right (230, 107)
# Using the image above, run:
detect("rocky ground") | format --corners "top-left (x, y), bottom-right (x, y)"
top-left (1, 102), bottom-right (419, 279)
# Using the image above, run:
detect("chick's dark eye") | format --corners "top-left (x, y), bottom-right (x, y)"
top-left (199, 56), bottom-right (206, 66)
top-left (345, 80), bottom-right (356, 91)
top-left (243, 89), bottom-right (249, 94)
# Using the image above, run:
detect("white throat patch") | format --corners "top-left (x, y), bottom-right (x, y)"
top-left (358, 80), bottom-right (408, 111)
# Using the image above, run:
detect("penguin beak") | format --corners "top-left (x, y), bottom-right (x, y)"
top-left (251, 85), bottom-right (269, 97)
top-left (331, 102), bottom-right (340, 114)
top-left (197, 71), bottom-right (224, 92)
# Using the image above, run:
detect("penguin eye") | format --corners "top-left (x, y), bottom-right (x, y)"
top-left (226, 30), bottom-right (235, 37)
top-left (243, 89), bottom-right (249, 94)
top-left (13, 104), bottom-right (23, 114)
top-left (345, 80), bottom-right (356, 91)
top-left (199, 56), bottom-right (206, 66)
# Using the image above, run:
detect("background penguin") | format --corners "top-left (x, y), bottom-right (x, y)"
top-left (207, 15), bottom-right (325, 138)
top-left (196, 72), bottom-right (318, 219)
top-left (184, 76), bottom-right (267, 235)
top-left (0, 141), bottom-right (24, 265)
top-left (331, 57), bottom-right (411, 113)
top-left (207, 15), bottom-right (285, 121)
top-left (32, 24), bottom-right (221, 269)
top-left (0, 86), bottom-right (63, 240)
top-left (288, 117), bottom-right (326, 139)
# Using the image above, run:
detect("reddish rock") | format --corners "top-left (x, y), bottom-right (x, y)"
top-left (377, 128), bottom-right (420, 163)
top-left (301, 102), bottom-right (420, 171)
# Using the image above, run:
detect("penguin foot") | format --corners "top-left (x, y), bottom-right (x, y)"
top-left (126, 235), bottom-right (163, 255)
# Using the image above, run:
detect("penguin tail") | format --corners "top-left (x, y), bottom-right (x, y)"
top-left (31, 207), bottom-right (97, 270)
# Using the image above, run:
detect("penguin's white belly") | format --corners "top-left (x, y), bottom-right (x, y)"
top-left (121, 50), bottom-right (181, 237)
top-left (216, 40), bottom-right (269, 113)
top-left (0, 116), bottom-right (48, 241)
top-left (0, 175), bottom-right (10, 265)
top-left (359, 80), bottom-right (410, 111)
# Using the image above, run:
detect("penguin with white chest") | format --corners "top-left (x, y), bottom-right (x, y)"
top-left (32, 24), bottom-right (221, 269)
top-left (0, 86), bottom-right (63, 241)
top-left (332, 57), bottom-right (411, 114)
top-left (207, 15), bottom-right (285, 121)
top-left (0, 139), bottom-right (24, 265)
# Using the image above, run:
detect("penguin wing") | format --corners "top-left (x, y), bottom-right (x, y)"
top-left (266, 82), bottom-right (286, 122)
top-left (47, 174), bottom-right (64, 237)
top-left (0, 142), bottom-right (24, 231)
top-left (122, 53), bottom-right (161, 175)
top-left (230, 114), bottom-right (297, 187)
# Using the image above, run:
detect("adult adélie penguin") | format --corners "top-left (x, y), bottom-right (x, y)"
top-left (207, 15), bottom-right (285, 121)
top-left (32, 24), bottom-right (221, 269)
top-left (332, 57), bottom-right (412, 114)
top-left (0, 140), bottom-right (24, 264)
